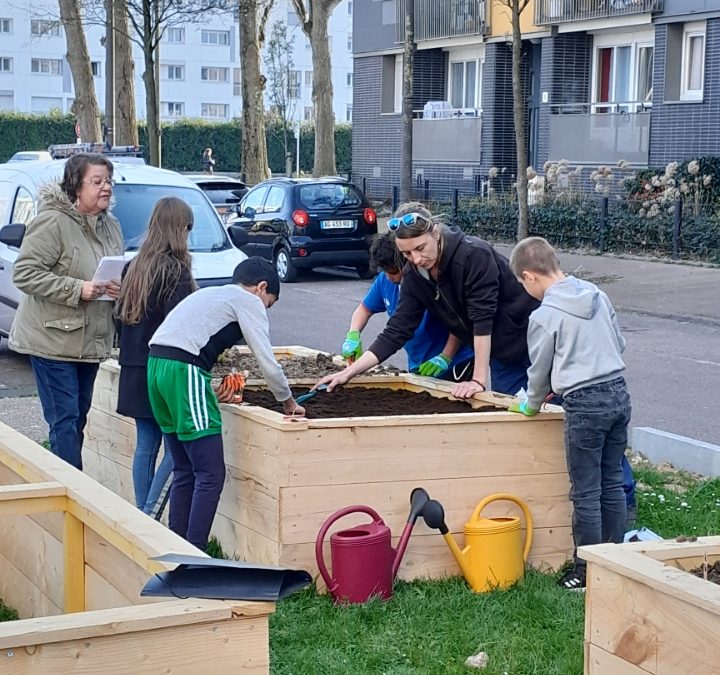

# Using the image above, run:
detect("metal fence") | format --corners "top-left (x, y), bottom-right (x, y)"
top-left (534, 0), bottom-right (664, 25)
top-left (360, 177), bottom-right (720, 263)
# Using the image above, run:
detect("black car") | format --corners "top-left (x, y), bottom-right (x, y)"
top-left (186, 175), bottom-right (248, 223)
top-left (226, 177), bottom-right (378, 282)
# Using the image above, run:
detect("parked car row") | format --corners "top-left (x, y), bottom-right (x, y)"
top-left (0, 156), bottom-right (377, 338)
top-left (0, 160), bottom-right (248, 338)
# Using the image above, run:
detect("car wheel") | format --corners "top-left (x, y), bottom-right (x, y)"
top-left (275, 247), bottom-right (299, 283)
top-left (355, 264), bottom-right (375, 280)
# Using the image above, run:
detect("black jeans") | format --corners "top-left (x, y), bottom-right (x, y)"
top-left (165, 432), bottom-right (226, 551)
top-left (563, 377), bottom-right (631, 569)
top-left (31, 356), bottom-right (99, 470)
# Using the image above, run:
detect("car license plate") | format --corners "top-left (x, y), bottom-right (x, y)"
top-left (320, 219), bottom-right (354, 229)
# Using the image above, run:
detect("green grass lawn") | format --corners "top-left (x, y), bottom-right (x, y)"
top-left (269, 463), bottom-right (720, 675)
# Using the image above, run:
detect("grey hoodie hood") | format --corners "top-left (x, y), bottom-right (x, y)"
top-left (524, 275), bottom-right (627, 410)
top-left (542, 276), bottom-right (600, 320)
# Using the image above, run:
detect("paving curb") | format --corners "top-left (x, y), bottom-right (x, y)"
top-left (632, 426), bottom-right (720, 477)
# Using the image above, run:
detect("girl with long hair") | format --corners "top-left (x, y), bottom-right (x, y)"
top-left (116, 196), bottom-right (196, 518)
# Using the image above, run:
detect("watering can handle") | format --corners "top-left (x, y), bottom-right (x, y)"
top-left (470, 493), bottom-right (534, 562)
top-left (315, 505), bottom-right (384, 592)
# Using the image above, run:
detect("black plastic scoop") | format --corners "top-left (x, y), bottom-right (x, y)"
top-left (296, 384), bottom-right (329, 405)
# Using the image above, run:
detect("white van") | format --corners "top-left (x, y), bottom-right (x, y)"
top-left (0, 160), bottom-right (248, 337)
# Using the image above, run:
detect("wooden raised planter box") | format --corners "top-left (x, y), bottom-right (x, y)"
top-left (581, 537), bottom-right (720, 674)
top-left (85, 346), bottom-right (572, 582)
top-left (0, 422), bottom-right (273, 674)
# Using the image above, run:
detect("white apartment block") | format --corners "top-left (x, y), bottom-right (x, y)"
top-left (0, 0), bottom-right (354, 123)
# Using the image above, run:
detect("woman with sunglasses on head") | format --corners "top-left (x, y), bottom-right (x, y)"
top-left (10, 153), bottom-right (124, 470)
top-left (317, 202), bottom-right (539, 399)
top-left (116, 197), bottom-right (196, 518)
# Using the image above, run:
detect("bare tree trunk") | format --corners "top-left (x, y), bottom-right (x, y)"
top-left (309, 2), bottom-right (336, 176)
top-left (511, 0), bottom-right (529, 240)
top-left (399, 0), bottom-right (415, 202)
top-left (114, 0), bottom-right (138, 145)
top-left (239, 0), bottom-right (270, 183)
top-left (58, 0), bottom-right (102, 142)
top-left (140, 0), bottom-right (160, 166)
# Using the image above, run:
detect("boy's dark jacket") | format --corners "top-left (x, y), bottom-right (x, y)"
top-left (369, 228), bottom-right (539, 364)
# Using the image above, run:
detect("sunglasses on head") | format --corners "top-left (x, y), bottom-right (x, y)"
top-left (387, 212), bottom-right (429, 231)
top-left (187, 222), bottom-right (194, 231)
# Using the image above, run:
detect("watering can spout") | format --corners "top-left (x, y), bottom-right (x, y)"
top-left (420, 499), bottom-right (475, 585)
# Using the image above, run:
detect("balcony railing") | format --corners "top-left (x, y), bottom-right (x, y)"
top-left (395, 0), bottom-right (488, 43)
top-left (535, 0), bottom-right (663, 25)
top-left (413, 115), bottom-right (482, 163)
top-left (548, 104), bottom-right (650, 165)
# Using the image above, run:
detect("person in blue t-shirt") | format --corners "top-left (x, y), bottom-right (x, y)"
top-left (341, 233), bottom-right (474, 380)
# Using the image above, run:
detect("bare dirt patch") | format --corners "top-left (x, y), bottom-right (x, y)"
top-left (242, 385), bottom-right (498, 419)
top-left (212, 349), bottom-right (402, 380)
top-left (689, 560), bottom-right (720, 586)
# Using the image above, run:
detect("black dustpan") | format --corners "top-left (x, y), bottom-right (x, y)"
top-left (141, 553), bottom-right (312, 602)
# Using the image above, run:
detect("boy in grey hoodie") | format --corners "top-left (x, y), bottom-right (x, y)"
top-left (508, 237), bottom-right (632, 590)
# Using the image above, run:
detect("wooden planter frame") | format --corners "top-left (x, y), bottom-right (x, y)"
top-left (0, 422), bottom-right (273, 674)
top-left (85, 346), bottom-right (573, 583)
top-left (580, 537), bottom-right (720, 674)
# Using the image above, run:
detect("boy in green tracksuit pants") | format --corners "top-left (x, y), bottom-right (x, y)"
top-left (147, 257), bottom-right (305, 550)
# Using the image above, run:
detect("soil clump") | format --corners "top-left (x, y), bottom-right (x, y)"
top-left (242, 386), bottom-right (499, 419)
top-left (690, 560), bottom-right (720, 586)
top-left (213, 348), bottom-right (402, 380)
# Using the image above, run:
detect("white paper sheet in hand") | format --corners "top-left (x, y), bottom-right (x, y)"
top-left (92, 255), bottom-right (128, 301)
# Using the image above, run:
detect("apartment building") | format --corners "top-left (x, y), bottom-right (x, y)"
top-left (352, 0), bottom-right (720, 195)
top-left (0, 0), bottom-right (354, 123)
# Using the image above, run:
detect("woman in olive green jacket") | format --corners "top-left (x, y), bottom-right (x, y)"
top-left (9, 153), bottom-right (124, 470)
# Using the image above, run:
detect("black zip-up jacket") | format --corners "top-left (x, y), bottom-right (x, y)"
top-left (116, 265), bottom-right (194, 367)
top-left (368, 228), bottom-right (540, 364)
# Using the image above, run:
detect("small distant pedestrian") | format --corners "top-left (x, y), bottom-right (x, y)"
top-left (202, 147), bottom-right (215, 175)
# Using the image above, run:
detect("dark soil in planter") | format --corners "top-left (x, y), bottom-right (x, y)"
top-left (242, 386), bottom-right (499, 419)
top-left (690, 560), bottom-right (720, 585)
top-left (212, 349), bottom-right (403, 380)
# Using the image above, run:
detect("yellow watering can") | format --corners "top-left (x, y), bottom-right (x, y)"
top-left (422, 493), bottom-right (533, 593)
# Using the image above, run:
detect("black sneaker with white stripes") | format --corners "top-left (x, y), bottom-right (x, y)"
top-left (557, 566), bottom-right (586, 591)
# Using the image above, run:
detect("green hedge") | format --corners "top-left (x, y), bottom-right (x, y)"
top-left (450, 196), bottom-right (720, 263)
top-left (0, 112), bottom-right (352, 176)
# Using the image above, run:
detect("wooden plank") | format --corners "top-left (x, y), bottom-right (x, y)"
top-left (84, 564), bottom-right (136, 611)
top-left (579, 542), bottom-right (720, 618)
top-left (0, 494), bottom-right (66, 517)
top-left (215, 464), bottom-right (281, 542)
top-left (0, 513), bottom-right (64, 610)
top-left (83, 528), bottom-right (160, 605)
top-left (586, 565), bottom-right (720, 674)
top-left (82, 445), bottom-right (135, 504)
top-left (0, 551), bottom-right (62, 620)
top-left (0, 599), bottom-right (242, 648)
top-left (586, 643), bottom-right (653, 675)
top-left (211, 512), bottom-right (280, 564)
top-left (0, 482), bottom-right (65, 499)
top-left (281, 525), bottom-right (573, 583)
top-left (280, 421), bottom-right (567, 485)
top-left (1, 614), bottom-right (270, 674)
top-left (63, 511), bottom-right (85, 613)
top-left (279, 474), bottom-right (572, 544)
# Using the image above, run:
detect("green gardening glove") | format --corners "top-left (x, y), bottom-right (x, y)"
top-left (508, 400), bottom-right (539, 417)
top-left (418, 353), bottom-right (451, 377)
top-left (341, 330), bottom-right (363, 362)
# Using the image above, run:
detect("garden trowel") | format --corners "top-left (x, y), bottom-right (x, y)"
top-left (296, 383), bottom-right (329, 404)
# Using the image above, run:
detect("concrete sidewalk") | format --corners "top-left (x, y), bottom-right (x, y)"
top-left (494, 245), bottom-right (720, 325)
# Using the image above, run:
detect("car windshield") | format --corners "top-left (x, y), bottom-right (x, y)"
top-left (112, 184), bottom-right (229, 252)
top-left (198, 184), bottom-right (245, 204)
top-left (297, 183), bottom-right (362, 210)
